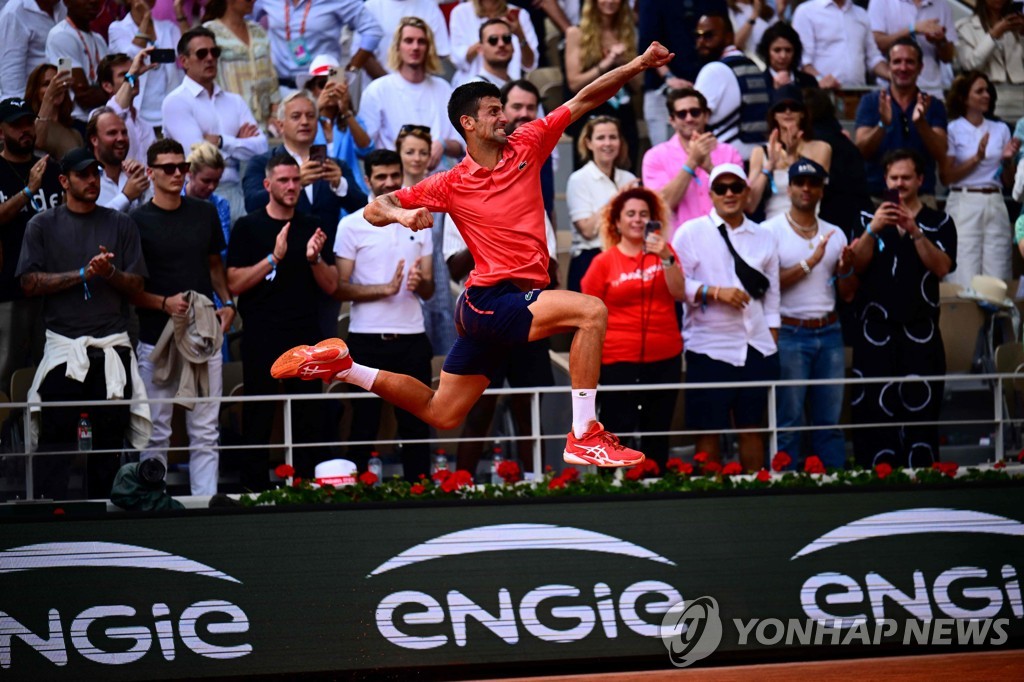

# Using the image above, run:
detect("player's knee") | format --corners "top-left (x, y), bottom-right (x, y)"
top-left (579, 295), bottom-right (607, 329)
top-left (433, 412), bottom-right (465, 431)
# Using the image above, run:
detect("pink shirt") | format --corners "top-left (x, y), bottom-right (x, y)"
top-left (641, 134), bottom-right (742, 239)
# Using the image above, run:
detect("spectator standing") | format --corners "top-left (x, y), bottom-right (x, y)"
top-left (16, 147), bottom-right (149, 500)
top-left (162, 27), bottom-right (269, 223)
top-left (252, 0), bottom-right (384, 86)
top-left (755, 22), bottom-right (819, 99)
top-left (566, 115), bottom-right (636, 292)
top-left (26, 64), bottom-right (82, 158)
top-left (848, 149), bottom-right (955, 468)
top-left (450, 0), bottom-right (537, 88)
top-left (955, 0), bottom-right (1024, 124)
top-left (130, 138), bottom-right (234, 496)
top-left (461, 18), bottom-right (515, 89)
top-left (45, 0), bottom-right (111, 124)
top-left (108, 0), bottom-right (183, 130)
top-left (854, 38), bottom-right (947, 202)
top-left (563, 0), bottom-right (639, 168)
top-left (362, 0), bottom-right (451, 68)
top-left (867, 0), bottom-right (954, 98)
top-left (941, 71), bottom-right (1020, 286)
top-left (97, 52), bottom-right (158, 167)
top-left (729, 0), bottom-right (775, 60)
top-left (581, 186), bottom-right (685, 468)
top-left (792, 0), bottom-right (889, 89)
top-left (642, 87), bottom-right (742, 240)
top-left (673, 163), bottom-right (779, 472)
top-left (0, 98), bottom-right (61, 390)
top-left (305, 55), bottom-right (373, 197)
top-left (334, 149), bottom-right (434, 480)
top-left (226, 153), bottom-right (337, 489)
top-left (89, 108), bottom-right (151, 212)
top-left (359, 18), bottom-right (463, 169)
top-left (764, 158), bottom-right (855, 470)
top-left (693, 13), bottom-right (771, 162)
top-left (202, 0), bottom-right (280, 134)
top-left (185, 141), bottom-right (231, 251)
top-left (747, 97), bottom-right (832, 221)
top-left (0, 0), bottom-right (67, 101)
top-left (637, 0), bottom-right (728, 147)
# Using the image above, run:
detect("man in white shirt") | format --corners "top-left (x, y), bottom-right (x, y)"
top-left (45, 0), bottom-right (110, 122)
top-left (867, 0), bottom-right (954, 97)
top-left (792, 0), bottom-right (890, 89)
top-left (334, 149), bottom-right (434, 481)
top-left (764, 158), bottom-right (856, 470)
top-left (162, 27), bottom-right (268, 224)
top-left (692, 13), bottom-right (770, 162)
top-left (456, 18), bottom-right (514, 89)
top-left (107, 0), bottom-right (183, 130)
top-left (88, 107), bottom-right (150, 212)
top-left (362, 0), bottom-right (450, 66)
top-left (0, 0), bottom-right (66, 100)
top-left (359, 17), bottom-right (463, 170)
top-left (673, 163), bottom-right (779, 471)
top-left (97, 52), bottom-right (157, 168)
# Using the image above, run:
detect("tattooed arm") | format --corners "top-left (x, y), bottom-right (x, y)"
top-left (20, 270), bottom-right (89, 297)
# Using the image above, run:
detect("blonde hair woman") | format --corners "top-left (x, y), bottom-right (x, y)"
top-left (449, 0), bottom-right (539, 87)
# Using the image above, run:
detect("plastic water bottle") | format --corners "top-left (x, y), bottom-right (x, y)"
top-left (432, 448), bottom-right (449, 475)
top-left (490, 444), bottom-right (504, 484)
top-left (77, 413), bottom-right (92, 452)
top-left (367, 450), bottom-right (383, 486)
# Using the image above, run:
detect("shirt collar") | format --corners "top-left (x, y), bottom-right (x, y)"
top-left (183, 75), bottom-right (221, 98)
top-left (461, 143), bottom-right (515, 177)
top-left (710, 209), bottom-right (755, 233)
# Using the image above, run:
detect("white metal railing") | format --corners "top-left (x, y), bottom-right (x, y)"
top-left (1, 371), bottom-right (1019, 500)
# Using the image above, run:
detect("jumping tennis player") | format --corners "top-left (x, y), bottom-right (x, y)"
top-left (273, 42), bottom-right (675, 467)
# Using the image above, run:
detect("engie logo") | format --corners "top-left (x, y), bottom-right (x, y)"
top-left (0, 542), bottom-right (252, 668)
top-left (793, 508), bottom-right (1024, 629)
top-left (369, 523), bottom-right (683, 650)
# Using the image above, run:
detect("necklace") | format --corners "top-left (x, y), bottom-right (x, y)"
top-left (785, 210), bottom-right (819, 250)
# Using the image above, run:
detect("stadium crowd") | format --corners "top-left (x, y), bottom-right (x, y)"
top-left (0, 0), bottom-right (1022, 498)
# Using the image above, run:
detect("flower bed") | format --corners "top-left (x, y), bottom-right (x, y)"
top-left (241, 451), bottom-right (1024, 506)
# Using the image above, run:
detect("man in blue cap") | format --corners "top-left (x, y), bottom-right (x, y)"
top-left (763, 157), bottom-right (858, 470)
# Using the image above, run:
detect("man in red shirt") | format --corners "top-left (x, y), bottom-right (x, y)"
top-left (274, 42), bottom-right (673, 467)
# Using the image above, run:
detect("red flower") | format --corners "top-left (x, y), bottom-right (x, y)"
top-left (693, 452), bottom-right (709, 464)
top-left (642, 458), bottom-right (661, 476)
top-left (497, 460), bottom-right (522, 483)
top-left (432, 469), bottom-right (451, 483)
top-left (441, 469), bottom-right (474, 493)
top-left (419, 473), bottom-right (428, 480)
top-left (625, 465), bottom-right (645, 481)
top-left (756, 469), bottom-right (771, 482)
top-left (931, 461), bottom-right (958, 478)
top-left (292, 477), bottom-right (303, 487)
top-left (804, 456), bottom-right (826, 474)
top-left (994, 460), bottom-right (1007, 470)
top-left (53, 507), bottom-right (65, 516)
top-left (666, 457), bottom-right (684, 473)
top-left (721, 462), bottom-right (743, 476)
top-left (678, 461), bottom-right (694, 475)
top-left (563, 466), bottom-right (580, 481)
top-left (274, 463), bottom-right (295, 479)
top-left (358, 471), bottom-right (378, 486)
top-left (410, 483), bottom-right (425, 496)
top-left (548, 474), bottom-right (568, 490)
top-left (1017, 448), bottom-right (1024, 463)
top-left (771, 451), bottom-right (792, 472)
top-left (703, 461), bottom-right (722, 474)
top-left (875, 463), bottom-right (893, 479)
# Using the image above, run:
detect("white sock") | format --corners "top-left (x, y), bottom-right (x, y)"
top-left (571, 388), bottom-right (597, 438)
top-left (337, 362), bottom-right (379, 391)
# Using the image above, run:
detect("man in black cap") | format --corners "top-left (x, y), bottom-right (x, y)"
top-left (0, 97), bottom-right (61, 391)
top-left (16, 146), bottom-right (149, 500)
top-left (763, 158), bottom-right (856, 470)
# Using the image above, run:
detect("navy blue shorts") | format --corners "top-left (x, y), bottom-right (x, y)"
top-left (685, 347), bottom-right (780, 430)
top-left (442, 282), bottom-right (543, 382)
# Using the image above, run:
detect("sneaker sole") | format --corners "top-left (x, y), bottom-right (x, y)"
top-left (562, 451), bottom-right (646, 468)
top-left (271, 339), bottom-right (351, 381)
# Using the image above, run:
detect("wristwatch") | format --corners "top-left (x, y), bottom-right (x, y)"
top-left (661, 254), bottom-right (676, 267)
top-left (308, 253), bottom-right (322, 265)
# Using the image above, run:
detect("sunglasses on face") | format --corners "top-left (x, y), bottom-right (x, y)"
top-left (711, 181), bottom-right (747, 196)
top-left (191, 46), bottom-right (222, 60)
top-left (695, 30), bottom-right (717, 40)
top-left (151, 162), bottom-right (191, 175)
top-left (673, 107), bottom-right (704, 119)
top-left (486, 34), bottom-right (513, 46)
top-left (774, 102), bottom-right (801, 113)
top-left (400, 124), bottom-right (430, 136)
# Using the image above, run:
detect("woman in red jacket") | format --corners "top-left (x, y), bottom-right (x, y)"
top-left (581, 186), bottom-right (686, 467)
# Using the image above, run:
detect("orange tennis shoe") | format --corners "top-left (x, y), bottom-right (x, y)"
top-left (563, 422), bottom-right (645, 468)
top-left (270, 338), bottom-right (352, 383)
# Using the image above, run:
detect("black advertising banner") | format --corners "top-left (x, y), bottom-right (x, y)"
top-left (1, 487), bottom-right (1023, 679)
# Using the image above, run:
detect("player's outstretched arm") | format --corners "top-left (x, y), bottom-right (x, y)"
top-left (364, 192), bottom-right (434, 232)
top-left (564, 42), bottom-right (674, 124)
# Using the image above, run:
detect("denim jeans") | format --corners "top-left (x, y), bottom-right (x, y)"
top-left (776, 321), bottom-right (846, 468)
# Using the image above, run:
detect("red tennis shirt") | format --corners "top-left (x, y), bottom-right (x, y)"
top-left (394, 105), bottom-right (571, 291)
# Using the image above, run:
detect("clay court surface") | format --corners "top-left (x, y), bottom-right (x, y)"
top-left (492, 650), bottom-right (1024, 681)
